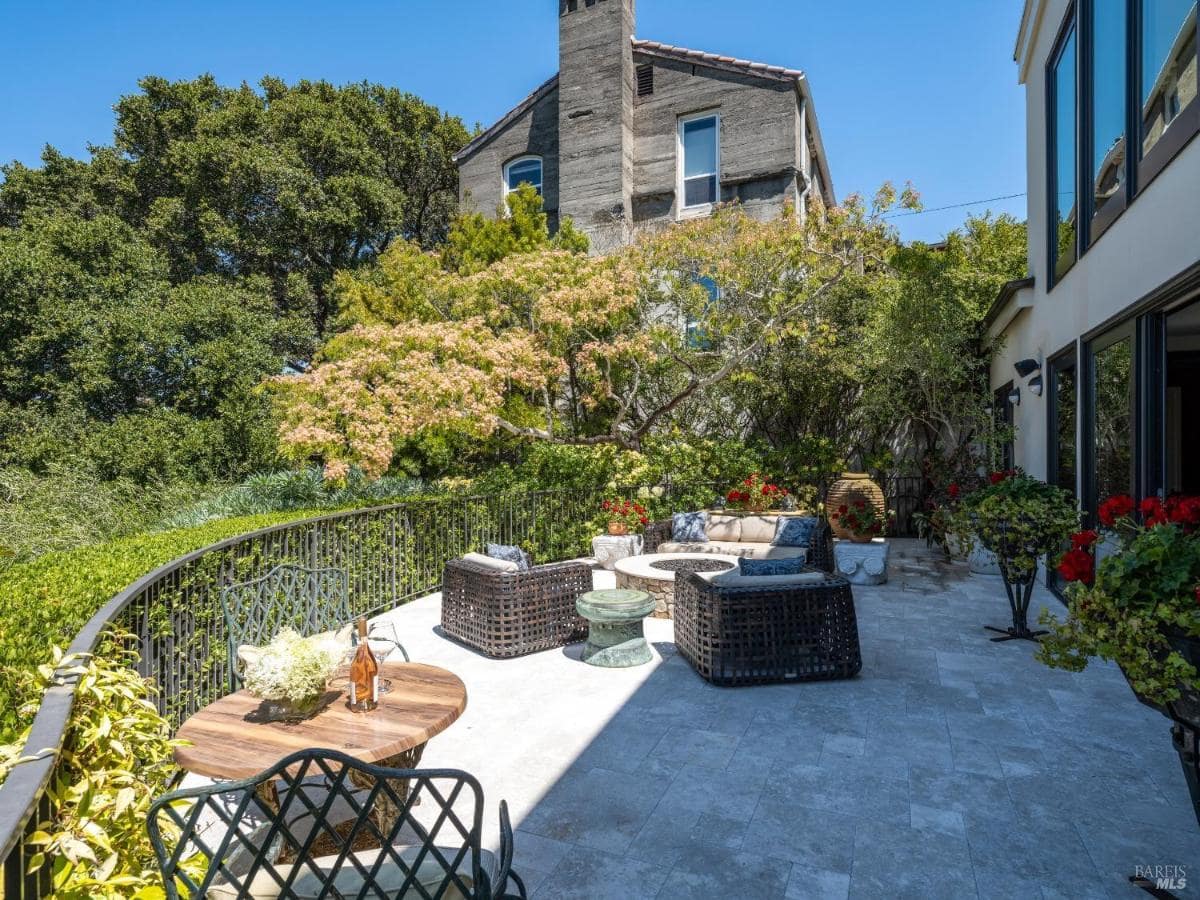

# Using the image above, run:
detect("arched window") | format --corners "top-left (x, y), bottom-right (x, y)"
top-left (504, 156), bottom-right (543, 197)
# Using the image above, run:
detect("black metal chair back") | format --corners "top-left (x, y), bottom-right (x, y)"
top-left (147, 748), bottom-right (523, 899)
top-left (220, 564), bottom-right (353, 691)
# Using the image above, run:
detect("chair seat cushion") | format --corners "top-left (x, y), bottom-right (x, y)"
top-left (655, 541), bottom-right (807, 561)
top-left (707, 570), bottom-right (828, 589)
top-left (210, 845), bottom-right (498, 899)
top-left (462, 551), bottom-right (519, 573)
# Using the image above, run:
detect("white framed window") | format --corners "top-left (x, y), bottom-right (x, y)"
top-left (678, 111), bottom-right (719, 215)
top-left (503, 156), bottom-right (543, 197)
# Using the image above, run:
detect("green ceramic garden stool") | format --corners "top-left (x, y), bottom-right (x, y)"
top-left (576, 589), bottom-right (656, 667)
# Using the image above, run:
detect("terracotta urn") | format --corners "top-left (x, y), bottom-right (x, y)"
top-left (827, 473), bottom-right (886, 540)
top-left (607, 521), bottom-right (629, 536)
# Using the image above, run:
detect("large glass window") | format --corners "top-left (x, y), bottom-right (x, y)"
top-left (1165, 300), bottom-right (1200, 494)
top-left (1050, 25), bottom-right (1078, 282)
top-left (504, 157), bottom-right (543, 197)
top-left (1140, 0), bottom-right (1199, 157)
top-left (1050, 353), bottom-right (1079, 495)
top-left (1092, 336), bottom-right (1135, 505)
top-left (680, 114), bottom-right (719, 209)
top-left (1090, 0), bottom-right (1128, 224)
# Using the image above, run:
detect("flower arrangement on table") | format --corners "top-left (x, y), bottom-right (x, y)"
top-left (241, 628), bottom-right (345, 721)
top-left (1040, 493), bottom-right (1200, 707)
top-left (601, 498), bottom-right (650, 535)
top-left (830, 496), bottom-right (892, 542)
top-left (725, 473), bottom-right (789, 512)
top-left (952, 470), bottom-right (1079, 641)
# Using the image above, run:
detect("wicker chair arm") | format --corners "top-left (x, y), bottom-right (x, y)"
top-left (643, 519), bottom-right (673, 553)
top-left (808, 518), bottom-right (835, 573)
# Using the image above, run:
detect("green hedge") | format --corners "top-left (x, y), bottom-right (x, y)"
top-left (0, 508), bottom-right (330, 742)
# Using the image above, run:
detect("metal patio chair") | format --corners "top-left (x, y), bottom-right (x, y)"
top-left (147, 748), bottom-right (526, 899)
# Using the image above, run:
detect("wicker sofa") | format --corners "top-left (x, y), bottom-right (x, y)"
top-left (674, 567), bottom-right (862, 686)
top-left (440, 555), bottom-right (591, 658)
top-left (644, 513), bottom-right (834, 573)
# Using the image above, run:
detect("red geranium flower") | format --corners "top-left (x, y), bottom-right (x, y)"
top-left (989, 472), bottom-right (1005, 485)
top-left (1057, 548), bottom-right (1094, 585)
top-left (838, 504), bottom-right (849, 515)
top-left (948, 483), bottom-right (961, 500)
top-left (1098, 494), bottom-right (1135, 528)
top-left (1070, 530), bottom-right (1100, 550)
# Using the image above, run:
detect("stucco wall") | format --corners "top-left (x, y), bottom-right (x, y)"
top-left (457, 85), bottom-right (560, 228)
top-left (992, 0), bottom-right (1200, 482)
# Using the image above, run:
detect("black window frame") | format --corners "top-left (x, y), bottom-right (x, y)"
top-left (1082, 321), bottom-right (1139, 522)
top-left (1047, 342), bottom-right (1080, 497)
top-left (1134, 0), bottom-right (1200, 191)
top-left (1047, 6), bottom-right (1081, 290)
top-left (1045, 0), bottom-right (1200, 288)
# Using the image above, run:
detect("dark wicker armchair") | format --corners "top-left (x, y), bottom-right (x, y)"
top-left (674, 568), bottom-right (862, 686)
top-left (441, 557), bottom-right (591, 658)
top-left (644, 516), bottom-right (835, 573)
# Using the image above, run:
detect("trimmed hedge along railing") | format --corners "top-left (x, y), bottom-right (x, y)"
top-left (0, 475), bottom-right (925, 898)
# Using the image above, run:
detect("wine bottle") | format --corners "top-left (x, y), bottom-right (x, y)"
top-left (348, 617), bottom-right (379, 712)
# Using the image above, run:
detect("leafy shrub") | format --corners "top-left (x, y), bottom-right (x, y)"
top-left (0, 637), bottom-right (193, 898)
top-left (0, 508), bottom-right (330, 741)
top-left (158, 467), bottom-right (428, 529)
top-left (0, 466), bottom-right (212, 569)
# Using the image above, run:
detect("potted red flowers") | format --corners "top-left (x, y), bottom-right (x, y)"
top-left (830, 497), bottom-right (890, 543)
top-left (1040, 493), bottom-right (1200, 826)
top-left (601, 499), bottom-right (649, 535)
top-left (725, 474), bottom-right (789, 513)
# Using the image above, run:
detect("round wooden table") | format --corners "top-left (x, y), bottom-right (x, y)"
top-left (175, 662), bottom-right (467, 827)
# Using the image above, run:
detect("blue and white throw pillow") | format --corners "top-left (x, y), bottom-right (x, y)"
top-left (772, 516), bottom-right (818, 547)
top-left (671, 511), bottom-right (709, 543)
top-left (739, 557), bottom-right (806, 576)
top-left (486, 543), bottom-right (531, 572)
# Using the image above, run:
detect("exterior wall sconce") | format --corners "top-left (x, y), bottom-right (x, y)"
top-left (1008, 387), bottom-right (1021, 407)
top-left (1028, 374), bottom-right (1043, 397)
top-left (1014, 358), bottom-right (1041, 378)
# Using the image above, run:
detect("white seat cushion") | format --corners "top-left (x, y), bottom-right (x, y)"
top-left (705, 514), bottom-right (743, 542)
top-left (462, 552), bottom-right (519, 573)
top-left (655, 541), bottom-right (806, 562)
top-left (209, 845), bottom-right (498, 899)
top-left (738, 515), bottom-right (780, 543)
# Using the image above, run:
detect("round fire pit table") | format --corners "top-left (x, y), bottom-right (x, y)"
top-left (576, 588), bottom-right (656, 668)
top-left (614, 552), bottom-right (740, 619)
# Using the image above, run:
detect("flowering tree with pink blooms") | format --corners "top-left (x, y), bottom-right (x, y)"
top-left (269, 184), bottom-right (920, 480)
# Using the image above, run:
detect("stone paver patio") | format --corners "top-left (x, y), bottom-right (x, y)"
top-left (375, 540), bottom-right (1200, 899)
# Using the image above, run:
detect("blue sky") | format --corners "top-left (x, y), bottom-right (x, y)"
top-left (0, 0), bottom-right (1027, 243)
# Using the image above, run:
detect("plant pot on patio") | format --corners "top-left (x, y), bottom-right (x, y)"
top-left (1039, 492), bottom-right (1200, 827)
top-left (958, 472), bottom-right (1078, 643)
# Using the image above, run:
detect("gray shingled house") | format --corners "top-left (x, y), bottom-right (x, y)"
top-left (453, 0), bottom-right (836, 253)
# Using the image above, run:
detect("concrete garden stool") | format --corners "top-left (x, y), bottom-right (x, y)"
top-left (576, 589), bottom-right (655, 667)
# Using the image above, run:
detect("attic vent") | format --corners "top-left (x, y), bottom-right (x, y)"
top-left (636, 64), bottom-right (654, 97)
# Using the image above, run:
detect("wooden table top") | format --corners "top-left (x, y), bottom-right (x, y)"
top-left (174, 662), bottom-right (467, 781)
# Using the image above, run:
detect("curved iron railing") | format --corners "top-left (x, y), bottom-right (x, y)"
top-left (0, 484), bottom-right (688, 899)
top-left (0, 475), bottom-right (919, 897)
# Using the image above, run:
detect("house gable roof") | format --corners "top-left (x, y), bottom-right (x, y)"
top-left (452, 74), bottom-right (559, 165)
top-left (453, 38), bottom-right (835, 204)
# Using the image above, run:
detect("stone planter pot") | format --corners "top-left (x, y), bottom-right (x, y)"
top-left (968, 539), bottom-right (1002, 576)
top-left (1159, 632), bottom-right (1200, 828)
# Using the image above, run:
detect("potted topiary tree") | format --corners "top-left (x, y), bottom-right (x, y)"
top-left (1039, 493), bottom-right (1200, 825)
top-left (956, 471), bottom-right (1079, 642)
